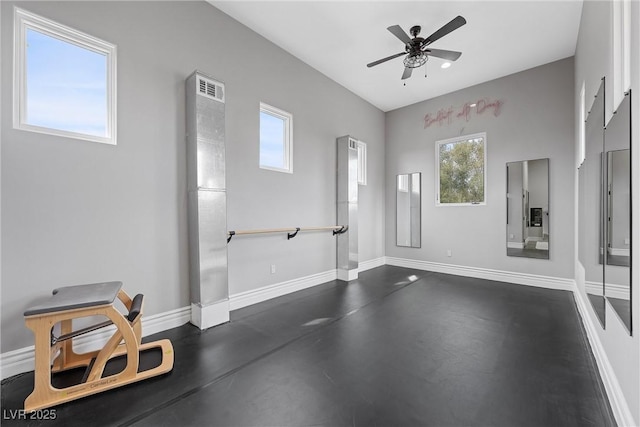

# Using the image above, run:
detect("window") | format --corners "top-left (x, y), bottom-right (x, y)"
top-left (13, 8), bottom-right (117, 144)
top-left (357, 140), bottom-right (367, 185)
top-left (397, 174), bottom-right (408, 192)
top-left (612, 0), bottom-right (631, 108)
top-left (436, 133), bottom-right (486, 206)
top-left (579, 81), bottom-right (586, 166)
top-left (259, 103), bottom-right (292, 173)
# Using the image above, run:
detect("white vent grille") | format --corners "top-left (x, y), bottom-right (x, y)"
top-left (196, 75), bottom-right (225, 103)
top-left (348, 138), bottom-right (358, 150)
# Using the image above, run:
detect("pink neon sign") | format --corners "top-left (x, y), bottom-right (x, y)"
top-left (423, 98), bottom-right (504, 128)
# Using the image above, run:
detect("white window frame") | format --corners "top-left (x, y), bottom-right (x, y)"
top-left (579, 81), bottom-right (586, 167)
top-left (397, 174), bottom-right (408, 192)
top-left (13, 7), bottom-right (117, 145)
top-left (612, 0), bottom-right (631, 109)
top-left (357, 140), bottom-right (367, 185)
top-left (435, 132), bottom-right (487, 207)
top-left (259, 102), bottom-right (293, 174)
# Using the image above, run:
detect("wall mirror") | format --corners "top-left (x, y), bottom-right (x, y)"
top-left (580, 78), bottom-right (606, 328)
top-left (506, 158), bottom-right (549, 259)
top-left (396, 173), bottom-right (421, 247)
top-left (604, 90), bottom-right (631, 334)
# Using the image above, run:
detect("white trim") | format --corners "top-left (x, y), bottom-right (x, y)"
top-left (337, 269), bottom-right (359, 282)
top-left (385, 257), bottom-right (574, 291)
top-left (572, 285), bottom-right (636, 427)
top-left (585, 280), bottom-right (604, 296)
top-left (435, 132), bottom-right (487, 206)
top-left (535, 241), bottom-right (549, 250)
top-left (13, 7), bottom-right (117, 145)
top-left (507, 241), bottom-right (525, 249)
top-left (357, 140), bottom-right (367, 185)
top-left (525, 236), bottom-right (542, 243)
top-left (259, 102), bottom-right (293, 174)
top-left (608, 247), bottom-right (630, 257)
top-left (358, 257), bottom-right (385, 272)
top-left (0, 306), bottom-right (190, 380)
top-left (190, 300), bottom-right (229, 330)
top-left (605, 282), bottom-right (631, 300)
top-left (229, 269), bottom-right (337, 311)
top-left (579, 81), bottom-right (586, 167)
top-left (612, 0), bottom-right (631, 109)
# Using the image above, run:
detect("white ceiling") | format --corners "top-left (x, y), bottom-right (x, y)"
top-left (210, 1), bottom-right (583, 112)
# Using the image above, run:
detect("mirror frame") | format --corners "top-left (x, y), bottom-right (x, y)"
top-left (506, 158), bottom-right (550, 260)
top-left (581, 77), bottom-right (606, 329)
top-left (396, 172), bottom-right (422, 248)
top-left (604, 90), bottom-right (632, 335)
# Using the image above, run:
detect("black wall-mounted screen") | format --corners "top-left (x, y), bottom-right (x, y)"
top-left (530, 208), bottom-right (543, 227)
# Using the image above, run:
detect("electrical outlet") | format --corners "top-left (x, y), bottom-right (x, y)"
top-left (270, 264), bottom-right (276, 274)
top-left (625, 238), bottom-right (630, 245)
top-left (509, 233), bottom-right (514, 239)
top-left (447, 249), bottom-right (452, 257)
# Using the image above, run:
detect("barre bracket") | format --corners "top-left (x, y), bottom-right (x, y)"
top-left (227, 231), bottom-right (235, 243)
top-left (287, 227), bottom-right (301, 240)
top-left (333, 225), bottom-right (348, 235)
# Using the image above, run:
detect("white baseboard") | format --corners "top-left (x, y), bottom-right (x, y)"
top-left (337, 269), bottom-right (358, 282)
top-left (190, 300), bottom-right (229, 330)
top-left (585, 281), bottom-right (604, 296)
top-left (605, 283), bottom-right (631, 300)
top-left (507, 241), bottom-right (525, 249)
top-left (608, 247), bottom-right (630, 257)
top-left (229, 269), bottom-right (338, 311)
top-left (359, 257), bottom-right (386, 272)
top-left (585, 281), bottom-right (630, 300)
top-left (535, 241), bottom-right (548, 250)
top-left (0, 306), bottom-right (191, 381)
top-left (572, 285), bottom-right (635, 427)
top-left (385, 257), bottom-right (574, 291)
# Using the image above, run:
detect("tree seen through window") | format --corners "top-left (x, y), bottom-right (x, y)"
top-left (438, 135), bottom-right (485, 204)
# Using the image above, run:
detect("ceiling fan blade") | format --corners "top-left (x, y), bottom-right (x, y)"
top-left (424, 48), bottom-right (462, 61)
top-left (387, 25), bottom-right (412, 45)
top-left (367, 52), bottom-right (406, 68)
top-left (423, 15), bottom-right (466, 46)
top-left (401, 67), bottom-right (413, 80)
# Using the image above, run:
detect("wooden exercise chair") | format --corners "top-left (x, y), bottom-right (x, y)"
top-left (23, 281), bottom-right (174, 411)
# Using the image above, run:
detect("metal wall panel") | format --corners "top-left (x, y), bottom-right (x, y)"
top-left (196, 138), bottom-right (226, 190)
top-left (186, 71), bottom-right (229, 317)
top-left (196, 95), bottom-right (225, 143)
top-left (337, 136), bottom-right (358, 278)
top-left (196, 190), bottom-right (228, 304)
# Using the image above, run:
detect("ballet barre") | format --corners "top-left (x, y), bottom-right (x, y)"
top-left (227, 225), bottom-right (348, 243)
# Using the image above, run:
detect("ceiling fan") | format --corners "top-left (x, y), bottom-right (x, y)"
top-left (367, 16), bottom-right (467, 80)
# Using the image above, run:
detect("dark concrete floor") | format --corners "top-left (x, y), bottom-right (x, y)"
top-left (1, 266), bottom-right (616, 426)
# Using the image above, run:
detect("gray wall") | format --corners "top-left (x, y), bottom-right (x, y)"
top-left (574, 1), bottom-right (640, 422)
top-left (385, 58), bottom-right (574, 278)
top-left (0, 1), bottom-right (385, 353)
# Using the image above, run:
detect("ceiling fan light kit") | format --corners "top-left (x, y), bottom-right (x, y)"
top-left (403, 53), bottom-right (427, 69)
top-left (367, 15), bottom-right (466, 81)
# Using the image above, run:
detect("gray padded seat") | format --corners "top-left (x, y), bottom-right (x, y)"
top-left (24, 282), bottom-right (122, 317)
